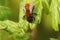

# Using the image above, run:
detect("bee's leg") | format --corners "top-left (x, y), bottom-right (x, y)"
top-left (34, 13), bottom-right (37, 16)
top-left (23, 15), bottom-right (26, 20)
top-left (33, 16), bottom-right (35, 22)
top-left (32, 6), bottom-right (34, 12)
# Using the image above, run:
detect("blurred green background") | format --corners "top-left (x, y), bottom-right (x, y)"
top-left (0, 0), bottom-right (19, 22)
top-left (0, 0), bottom-right (60, 40)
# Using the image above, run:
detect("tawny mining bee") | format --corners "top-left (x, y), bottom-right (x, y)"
top-left (23, 3), bottom-right (34, 23)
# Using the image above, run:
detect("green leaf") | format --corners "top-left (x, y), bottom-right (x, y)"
top-left (58, 0), bottom-right (60, 24)
top-left (42, 0), bottom-right (49, 14)
top-left (50, 0), bottom-right (59, 31)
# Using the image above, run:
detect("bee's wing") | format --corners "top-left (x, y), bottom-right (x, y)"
top-left (20, 2), bottom-right (26, 14)
top-left (23, 7), bottom-right (26, 13)
top-left (29, 3), bottom-right (33, 14)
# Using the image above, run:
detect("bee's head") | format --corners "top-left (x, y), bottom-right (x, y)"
top-left (25, 3), bottom-right (30, 10)
top-left (24, 3), bottom-right (33, 13)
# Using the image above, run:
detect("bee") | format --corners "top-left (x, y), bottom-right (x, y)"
top-left (23, 3), bottom-right (34, 23)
